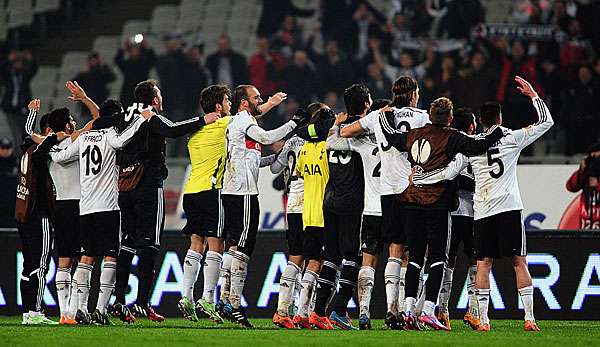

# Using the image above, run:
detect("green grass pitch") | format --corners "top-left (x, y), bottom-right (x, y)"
top-left (0, 317), bottom-right (597, 346)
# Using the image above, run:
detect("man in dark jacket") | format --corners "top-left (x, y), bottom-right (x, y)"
top-left (206, 35), bottom-right (249, 89)
top-left (114, 39), bottom-right (156, 107)
top-left (73, 52), bottom-right (116, 116)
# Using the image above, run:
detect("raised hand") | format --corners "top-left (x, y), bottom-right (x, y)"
top-left (515, 76), bottom-right (538, 99)
top-left (267, 92), bottom-right (287, 107)
top-left (28, 99), bottom-right (40, 111)
top-left (66, 81), bottom-right (87, 102)
top-left (203, 112), bottom-right (220, 125)
top-left (335, 112), bottom-right (348, 126)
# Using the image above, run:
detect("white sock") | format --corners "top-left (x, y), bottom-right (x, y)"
top-left (202, 251), bottom-right (222, 303)
top-left (477, 288), bottom-right (491, 325)
top-left (219, 251), bottom-right (233, 303)
top-left (96, 261), bottom-right (116, 314)
top-left (438, 266), bottom-right (454, 314)
top-left (467, 265), bottom-right (478, 315)
top-left (182, 249), bottom-right (202, 302)
top-left (298, 270), bottom-right (318, 318)
top-left (55, 267), bottom-right (71, 316)
top-left (423, 300), bottom-right (436, 316)
top-left (518, 285), bottom-right (535, 321)
top-left (74, 263), bottom-right (93, 313)
top-left (405, 296), bottom-right (416, 314)
top-left (229, 251), bottom-right (249, 309)
top-left (398, 266), bottom-right (406, 311)
top-left (415, 261), bottom-right (426, 315)
top-left (385, 257), bottom-right (402, 315)
top-left (292, 271), bottom-right (302, 311)
top-left (68, 277), bottom-right (79, 318)
top-left (277, 261), bottom-right (301, 315)
top-left (358, 266), bottom-right (375, 318)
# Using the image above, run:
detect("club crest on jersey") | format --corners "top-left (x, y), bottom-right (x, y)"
top-left (411, 139), bottom-right (431, 164)
top-left (245, 138), bottom-right (262, 152)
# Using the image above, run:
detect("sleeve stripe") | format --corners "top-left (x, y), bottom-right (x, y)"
top-left (25, 109), bottom-right (36, 135)
top-left (157, 114), bottom-right (200, 127)
top-left (378, 111), bottom-right (397, 134)
top-left (413, 167), bottom-right (446, 180)
top-left (533, 98), bottom-right (548, 125)
top-left (115, 116), bottom-right (141, 137)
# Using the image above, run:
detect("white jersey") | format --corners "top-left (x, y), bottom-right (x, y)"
top-left (48, 137), bottom-right (80, 201)
top-left (413, 97), bottom-right (553, 220)
top-left (271, 135), bottom-right (306, 214)
top-left (222, 110), bottom-right (296, 196)
top-left (358, 106), bottom-right (430, 196)
top-left (452, 163), bottom-right (475, 218)
top-left (51, 114), bottom-right (146, 215)
top-left (328, 125), bottom-right (382, 216)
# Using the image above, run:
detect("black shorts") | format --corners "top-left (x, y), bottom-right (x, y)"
top-left (80, 211), bottom-right (120, 258)
top-left (54, 200), bottom-right (81, 258)
top-left (182, 189), bottom-right (224, 238)
top-left (361, 215), bottom-right (383, 255)
top-left (323, 210), bottom-right (362, 264)
top-left (119, 186), bottom-right (165, 250)
top-left (474, 210), bottom-right (526, 260)
top-left (449, 215), bottom-right (474, 259)
top-left (403, 208), bottom-right (451, 264)
top-left (381, 194), bottom-right (407, 245)
top-left (286, 213), bottom-right (303, 257)
top-left (222, 194), bottom-right (259, 256)
top-left (303, 226), bottom-right (324, 260)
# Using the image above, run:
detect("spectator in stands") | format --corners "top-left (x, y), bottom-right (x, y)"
top-left (324, 90), bottom-right (343, 112)
top-left (156, 33), bottom-right (188, 120)
top-left (1, 49), bottom-right (37, 146)
top-left (559, 19), bottom-right (595, 68)
top-left (512, 0), bottom-right (535, 24)
top-left (543, 0), bottom-right (571, 31)
top-left (563, 65), bottom-right (600, 155)
top-left (114, 38), bottom-right (156, 107)
top-left (271, 15), bottom-right (305, 59)
top-left (452, 51), bottom-right (497, 111)
top-left (73, 52), bottom-right (116, 116)
top-left (249, 37), bottom-right (286, 97)
top-left (182, 44), bottom-right (211, 116)
top-left (365, 63), bottom-right (392, 100)
top-left (257, 0), bottom-right (314, 38)
top-left (444, 0), bottom-right (485, 39)
top-left (347, 3), bottom-right (384, 61)
top-left (206, 35), bottom-right (249, 89)
top-left (283, 50), bottom-right (319, 107)
top-left (316, 40), bottom-right (355, 97)
top-left (566, 144), bottom-right (600, 229)
top-left (431, 55), bottom-right (459, 98)
top-left (0, 137), bottom-right (17, 228)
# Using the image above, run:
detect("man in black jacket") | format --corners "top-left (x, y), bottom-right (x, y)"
top-left (111, 80), bottom-right (219, 323)
top-left (206, 35), bottom-right (249, 89)
top-left (115, 39), bottom-right (156, 107)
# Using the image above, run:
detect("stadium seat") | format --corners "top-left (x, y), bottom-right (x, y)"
top-left (150, 5), bottom-right (179, 35)
top-left (7, 0), bottom-right (33, 29)
top-left (93, 36), bottom-right (120, 62)
top-left (0, 110), bottom-right (12, 139)
top-left (34, 0), bottom-right (60, 14)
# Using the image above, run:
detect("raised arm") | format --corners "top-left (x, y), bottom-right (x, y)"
top-left (66, 81), bottom-right (100, 120)
top-left (511, 76), bottom-right (554, 149)
top-left (24, 99), bottom-right (40, 138)
top-left (247, 121), bottom-right (297, 145)
top-left (260, 154), bottom-right (277, 167)
top-left (108, 109), bottom-right (153, 149)
top-left (412, 154), bottom-right (468, 185)
top-left (150, 113), bottom-right (218, 138)
top-left (257, 92), bottom-right (287, 116)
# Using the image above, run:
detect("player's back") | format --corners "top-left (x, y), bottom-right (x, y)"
top-left (347, 134), bottom-right (382, 216)
top-left (297, 141), bottom-right (329, 227)
top-left (279, 135), bottom-right (306, 213)
top-left (78, 129), bottom-right (120, 215)
top-left (48, 137), bottom-right (80, 201)
top-left (185, 116), bottom-right (231, 194)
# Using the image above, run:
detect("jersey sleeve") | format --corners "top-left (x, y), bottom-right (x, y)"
top-left (412, 154), bottom-right (468, 185)
top-left (24, 109), bottom-right (37, 138)
top-left (446, 126), bottom-right (504, 158)
top-left (260, 153), bottom-right (277, 167)
top-left (358, 111), bottom-right (376, 133)
top-left (50, 136), bottom-right (80, 164)
top-left (326, 125), bottom-right (352, 151)
top-left (32, 134), bottom-right (58, 164)
top-left (49, 140), bottom-right (78, 164)
top-left (151, 114), bottom-right (206, 138)
top-left (510, 97), bottom-right (554, 149)
top-left (295, 146), bottom-right (305, 177)
top-left (108, 114), bottom-right (144, 149)
top-left (246, 119), bottom-right (296, 145)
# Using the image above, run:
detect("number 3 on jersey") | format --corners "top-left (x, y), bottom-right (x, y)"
top-left (82, 145), bottom-right (102, 176)
top-left (487, 148), bottom-right (504, 178)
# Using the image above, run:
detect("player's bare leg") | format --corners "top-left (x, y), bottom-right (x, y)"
top-left (274, 255), bottom-right (303, 329)
top-left (475, 258), bottom-right (493, 331)
top-left (197, 237), bottom-right (226, 323)
top-left (179, 234), bottom-right (205, 321)
top-left (513, 255), bottom-right (540, 331)
top-left (358, 253), bottom-right (377, 330)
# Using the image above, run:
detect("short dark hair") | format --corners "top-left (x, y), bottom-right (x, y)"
top-left (39, 113), bottom-right (50, 133)
top-left (134, 79), bottom-right (159, 105)
top-left (48, 108), bottom-right (71, 133)
top-left (99, 99), bottom-right (123, 118)
top-left (479, 102), bottom-right (501, 128)
top-left (307, 102), bottom-right (328, 123)
top-left (372, 98), bottom-right (391, 111)
top-left (200, 85), bottom-right (230, 113)
top-left (451, 107), bottom-right (475, 133)
top-left (343, 84), bottom-right (370, 116)
top-left (429, 97), bottom-right (453, 124)
top-left (231, 85), bottom-right (252, 114)
top-left (391, 76), bottom-right (417, 108)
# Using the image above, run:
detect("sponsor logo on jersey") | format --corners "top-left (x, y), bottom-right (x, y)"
top-left (245, 138), bottom-right (262, 152)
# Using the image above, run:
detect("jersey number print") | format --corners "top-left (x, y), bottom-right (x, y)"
top-left (83, 145), bottom-right (102, 176)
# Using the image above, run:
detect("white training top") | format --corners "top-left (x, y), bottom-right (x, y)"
top-left (328, 124), bottom-right (382, 216)
top-left (222, 110), bottom-right (296, 196)
top-left (270, 135), bottom-right (306, 214)
top-left (51, 113), bottom-right (146, 215)
top-left (48, 137), bottom-right (80, 201)
top-left (358, 106), bottom-right (430, 196)
top-left (413, 97), bottom-right (553, 220)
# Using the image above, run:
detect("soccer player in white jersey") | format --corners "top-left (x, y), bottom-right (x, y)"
top-left (339, 76), bottom-right (430, 329)
top-left (220, 85), bottom-right (307, 327)
top-left (325, 98), bottom-right (390, 330)
top-left (51, 103), bottom-right (155, 325)
top-left (46, 81), bottom-right (100, 325)
top-left (413, 76), bottom-right (552, 332)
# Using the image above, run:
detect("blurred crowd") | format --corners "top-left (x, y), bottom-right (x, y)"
top-left (1, 0), bottom-right (600, 157)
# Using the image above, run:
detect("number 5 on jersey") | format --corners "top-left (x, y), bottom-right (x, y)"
top-left (487, 148), bottom-right (504, 178)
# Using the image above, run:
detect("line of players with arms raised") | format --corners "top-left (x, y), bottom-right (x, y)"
top-left (17, 70), bottom-right (552, 332)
